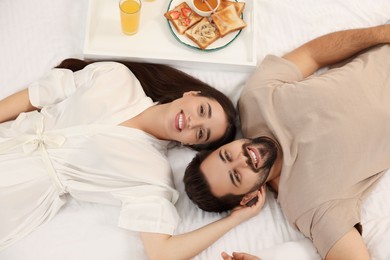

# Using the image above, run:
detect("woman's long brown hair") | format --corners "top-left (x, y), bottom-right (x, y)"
top-left (55, 58), bottom-right (236, 150)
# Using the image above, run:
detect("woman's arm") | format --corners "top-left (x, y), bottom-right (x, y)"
top-left (283, 24), bottom-right (390, 78)
top-left (141, 216), bottom-right (242, 260)
top-left (141, 189), bottom-right (266, 260)
top-left (0, 89), bottom-right (36, 123)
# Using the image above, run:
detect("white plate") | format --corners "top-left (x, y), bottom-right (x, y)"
top-left (166, 0), bottom-right (242, 51)
top-left (83, 0), bottom-right (256, 71)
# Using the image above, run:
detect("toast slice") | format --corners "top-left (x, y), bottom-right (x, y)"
top-left (164, 2), bottom-right (203, 34)
top-left (185, 17), bottom-right (220, 49)
top-left (217, 0), bottom-right (245, 16)
top-left (211, 4), bottom-right (246, 37)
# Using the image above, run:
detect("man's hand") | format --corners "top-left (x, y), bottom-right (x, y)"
top-left (221, 251), bottom-right (261, 260)
top-left (229, 186), bottom-right (266, 223)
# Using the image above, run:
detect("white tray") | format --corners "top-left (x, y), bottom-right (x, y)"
top-left (83, 0), bottom-right (256, 71)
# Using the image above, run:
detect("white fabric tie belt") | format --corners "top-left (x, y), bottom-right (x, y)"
top-left (0, 112), bottom-right (67, 195)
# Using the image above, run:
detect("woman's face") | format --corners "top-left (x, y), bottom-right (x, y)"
top-left (165, 91), bottom-right (228, 145)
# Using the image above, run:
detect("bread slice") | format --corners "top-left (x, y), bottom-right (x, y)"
top-left (211, 4), bottom-right (246, 37)
top-left (164, 2), bottom-right (203, 34)
top-left (217, 0), bottom-right (245, 16)
top-left (185, 17), bottom-right (220, 49)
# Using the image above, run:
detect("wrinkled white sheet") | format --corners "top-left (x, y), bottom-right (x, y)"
top-left (1, 0), bottom-right (389, 259)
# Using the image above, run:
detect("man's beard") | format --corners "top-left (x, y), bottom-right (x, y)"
top-left (242, 136), bottom-right (278, 186)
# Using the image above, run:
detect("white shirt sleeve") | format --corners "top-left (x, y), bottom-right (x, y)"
top-left (28, 62), bottom-right (135, 109)
top-left (116, 186), bottom-right (180, 235)
top-left (28, 68), bottom-right (76, 108)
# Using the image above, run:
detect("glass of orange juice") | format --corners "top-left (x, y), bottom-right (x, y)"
top-left (119, 0), bottom-right (141, 35)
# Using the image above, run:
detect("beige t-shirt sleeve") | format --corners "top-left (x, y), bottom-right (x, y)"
top-left (242, 55), bottom-right (303, 95)
top-left (296, 199), bottom-right (361, 258)
top-left (239, 55), bottom-right (303, 139)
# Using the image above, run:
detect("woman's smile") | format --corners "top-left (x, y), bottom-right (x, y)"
top-left (175, 110), bottom-right (186, 131)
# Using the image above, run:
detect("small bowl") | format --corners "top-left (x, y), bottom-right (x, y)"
top-left (191, 0), bottom-right (220, 17)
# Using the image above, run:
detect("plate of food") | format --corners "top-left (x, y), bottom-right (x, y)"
top-left (164, 0), bottom-right (247, 51)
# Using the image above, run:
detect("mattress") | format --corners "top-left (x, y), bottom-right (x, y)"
top-left (1, 0), bottom-right (390, 259)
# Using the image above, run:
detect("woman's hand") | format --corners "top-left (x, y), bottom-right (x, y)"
top-left (221, 251), bottom-right (261, 260)
top-left (229, 186), bottom-right (266, 223)
top-left (0, 89), bottom-right (36, 123)
top-left (140, 190), bottom-right (266, 260)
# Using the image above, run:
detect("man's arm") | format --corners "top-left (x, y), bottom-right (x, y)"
top-left (283, 24), bottom-right (390, 78)
top-left (325, 228), bottom-right (370, 260)
top-left (221, 251), bottom-right (260, 260)
top-left (0, 89), bottom-right (36, 123)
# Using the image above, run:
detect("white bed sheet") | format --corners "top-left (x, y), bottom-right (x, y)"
top-left (1, 0), bottom-right (390, 259)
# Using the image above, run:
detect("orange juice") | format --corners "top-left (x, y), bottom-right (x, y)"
top-left (193, 0), bottom-right (218, 12)
top-left (119, 0), bottom-right (141, 35)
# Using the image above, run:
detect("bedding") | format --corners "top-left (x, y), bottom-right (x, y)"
top-left (1, 0), bottom-right (390, 259)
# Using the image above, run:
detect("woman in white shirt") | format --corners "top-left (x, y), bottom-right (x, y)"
top-left (0, 59), bottom-right (263, 260)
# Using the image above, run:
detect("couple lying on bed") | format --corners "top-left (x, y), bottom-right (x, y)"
top-left (1, 22), bottom-right (389, 259)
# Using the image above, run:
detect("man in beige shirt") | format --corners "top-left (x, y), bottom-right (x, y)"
top-left (184, 23), bottom-right (390, 260)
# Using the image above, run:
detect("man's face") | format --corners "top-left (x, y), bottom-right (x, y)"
top-left (200, 137), bottom-right (278, 198)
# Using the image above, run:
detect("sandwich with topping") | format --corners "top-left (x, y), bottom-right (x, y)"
top-left (185, 17), bottom-right (220, 49)
top-left (164, 2), bottom-right (203, 34)
top-left (165, 1), bottom-right (247, 49)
